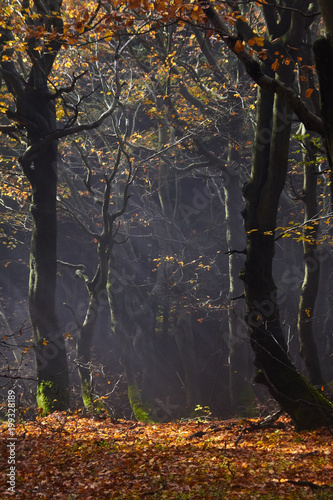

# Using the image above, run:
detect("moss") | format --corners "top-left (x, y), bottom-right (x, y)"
top-left (36, 380), bottom-right (58, 416)
top-left (81, 378), bottom-right (93, 410)
top-left (128, 382), bottom-right (155, 423)
top-left (276, 371), bottom-right (333, 431)
top-left (238, 267), bottom-right (245, 281)
top-left (36, 377), bottom-right (69, 416)
top-left (80, 379), bottom-right (107, 414)
top-left (254, 356), bottom-right (333, 431)
top-left (93, 401), bottom-right (107, 414)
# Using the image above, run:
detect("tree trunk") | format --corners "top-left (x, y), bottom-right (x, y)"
top-left (22, 89), bottom-right (69, 414)
top-left (76, 291), bottom-right (104, 411)
top-left (0, 303), bottom-right (23, 369)
top-left (313, 35), bottom-right (333, 202)
top-left (133, 312), bottom-right (156, 405)
top-left (174, 307), bottom-right (201, 411)
top-left (242, 75), bottom-right (333, 430)
top-left (107, 269), bottom-right (154, 422)
top-left (224, 163), bottom-right (251, 412)
top-left (75, 234), bottom-right (109, 411)
top-left (297, 129), bottom-right (325, 387)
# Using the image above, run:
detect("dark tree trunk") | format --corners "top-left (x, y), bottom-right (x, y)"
top-left (23, 89), bottom-right (69, 413)
top-left (196, 0), bottom-right (333, 429)
top-left (242, 76), bottom-right (333, 431)
top-left (1, 0), bottom-right (69, 414)
top-left (313, 36), bottom-right (333, 203)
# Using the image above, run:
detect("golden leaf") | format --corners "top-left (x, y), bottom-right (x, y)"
top-left (234, 40), bottom-right (245, 53)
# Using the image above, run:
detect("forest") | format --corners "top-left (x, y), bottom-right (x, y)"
top-left (0, 0), bottom-right (333, 498)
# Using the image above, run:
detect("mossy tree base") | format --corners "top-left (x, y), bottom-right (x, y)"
top-left (253, 340), bottom-right (333, 431)
top-left (36, 377), bottom-right (69, 416)
top-left (79, 377), bottom-right (105, 414)
top-left (128, 382), bottom-right (155, 423)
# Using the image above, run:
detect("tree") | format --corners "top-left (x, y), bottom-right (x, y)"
top-left (198, 0), bottom-right (333, 429)
top-left (292, 20), bottom-right (326, 388)
top-left (0, 0), bottom-right (70, 413)
top-left (0, 0), bottom-right (122, 413)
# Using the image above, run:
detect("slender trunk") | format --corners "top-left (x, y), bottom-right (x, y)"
top-left (224, 167), bottom-right (250, 412)
top-left (0, 303), bottom-right (23, 369)
top-left (120, 241), bottom-right (160, 411)
top-left (316, 249), bottom-right (333, 383)
top-left (76, 292), bottom-right (103, 410)
top-left (297, 131), bottom-right (324, 386)
top-left (75, 239), bottom-right (109, 411)
top-left (133, 312), bottom-right (156, 404)
top-left (174, 307), bottom-right (201, 410)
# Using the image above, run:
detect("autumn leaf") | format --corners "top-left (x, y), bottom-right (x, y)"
top-left (74, 21), bottom-right (85, 34)
top-left (234, 39), bottom-right (245, 53)
top-left (248, 36), bottom-right (265, 47)
top-left (271, 59), bottom-right (280, 71)
top-left (191, 5), bottom-right (202, 22)
top-left (305, 88), bottom-right (314, 98)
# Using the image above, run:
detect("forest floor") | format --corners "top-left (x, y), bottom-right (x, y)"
top-left (0, 413), bottom-right (332, 499)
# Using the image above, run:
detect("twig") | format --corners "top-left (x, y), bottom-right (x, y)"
top-left (235, 410), bottom-right (286, 445)
top-left (287, 480), bottom-right (332, 491)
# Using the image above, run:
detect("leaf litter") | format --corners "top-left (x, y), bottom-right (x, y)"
top-left (1, 414), bottom-right (332, 499)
